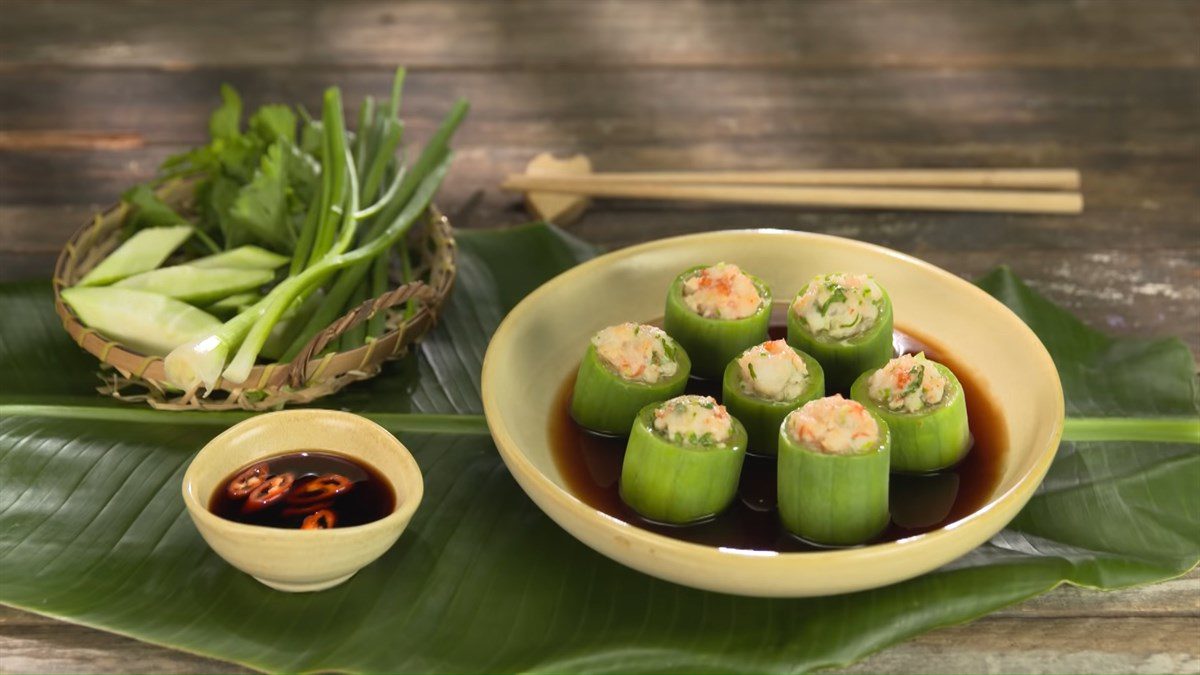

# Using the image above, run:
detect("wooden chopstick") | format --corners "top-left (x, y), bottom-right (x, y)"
top-left (509, 168), bottom-right (1080, 191)
top-left (501, 176), bottom-right (1084, 214)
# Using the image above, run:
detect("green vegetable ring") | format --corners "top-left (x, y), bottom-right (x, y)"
top-left (663, 266), bottom-right (772, 379)
top-left (721, 347), bottom-right (825, 456)
top-left (569, 342), bottom-right (691, 436)
top-left (619, 402), bottom-right (748, 525)
top-left (850, 361), bottom-right (971, 473)
top-left (786, 286), bottom-right (893, 393)
top-left (777, 410), bottom-right (891, 546)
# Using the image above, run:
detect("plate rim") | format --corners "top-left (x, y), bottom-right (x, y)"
top-left (481, 228), bottom-right (1064, 596)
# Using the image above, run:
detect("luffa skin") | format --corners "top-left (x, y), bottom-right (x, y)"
top-left (721, 340), bottom-right (826, 455)
top-left (777, 395), bottom-right (892, 546)
top-left (664, 263), bottom-right (772, 379)
top-left (619, 396), bottom-right (748, 525)
top-left (786, 273), bottom-right (893, 393)
top-left (570, 323), bottom-right (691, 435)
top-left (851, 353), bottom-right (971, 473)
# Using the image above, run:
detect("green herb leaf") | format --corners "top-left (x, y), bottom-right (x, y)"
top-left (249, 104), bottom-right (297, 145)
top-left (900, 364), bottom-right (925, 397)
top-left (817, 286), bottom-right (847, 315)
top-left (228, 143), bottom-right (292, 251)
top-left (209, 83), bottom-right (243, 141)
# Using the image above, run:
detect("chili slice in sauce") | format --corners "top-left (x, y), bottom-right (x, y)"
top-left (226, 462), bottom-right (269, 499)
top-left (242, 473), bottom-right (295, 513)
top-left (301, 509), bottom-right (337, 530)
top-left (286, 474), bottom-right (353, 505)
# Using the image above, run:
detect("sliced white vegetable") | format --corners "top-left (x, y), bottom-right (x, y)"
top-left (61, 287), bottom-right (223, 357)
top-left (77, 225), bottom-right (194, 287)
top-left (187, 246), bottom-right (290, 270)
top-left (114, 266), bottom-right (273, 305)
top-left (204, 291), bottom-right (262, 318)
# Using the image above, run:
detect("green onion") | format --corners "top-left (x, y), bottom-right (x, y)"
top-left (278, 99), bottom-right (469, 361)
top-left (306, 88), bottom-right (351, 267)
top-left (73, 67), bottom-right (466, 391)
top-left (167, 155), bottom-right (451, 389)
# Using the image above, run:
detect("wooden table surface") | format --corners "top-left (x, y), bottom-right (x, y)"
top-left (1, 1), bottom-right (1197, 673)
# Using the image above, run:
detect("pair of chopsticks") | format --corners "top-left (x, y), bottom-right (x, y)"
top-left (502, 168), bottom-right (1083, 214)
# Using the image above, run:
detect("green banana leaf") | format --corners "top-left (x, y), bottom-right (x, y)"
top-left (1, 224), bottom-right (1197, 673)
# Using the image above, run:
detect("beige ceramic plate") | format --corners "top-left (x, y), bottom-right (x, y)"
top-left (481, 230), bottom-right (1063, 597)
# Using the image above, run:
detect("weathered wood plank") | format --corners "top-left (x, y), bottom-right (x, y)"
top-left (833, 617), bottom-right (1200, 674)
top-left (1, 0), bottom-right (1196, 70)
top-left (2, 66), bottom-right (1195, 247)
top-left (991, 568), bottom-right (1199, 619)
top-left (3, 67), bottom-right (1197, 154)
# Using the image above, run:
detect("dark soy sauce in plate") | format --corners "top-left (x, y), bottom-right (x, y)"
top-left (549, 309), bottom-right (1007, 551)
top-left (209, 451), bottom-right (395, 529)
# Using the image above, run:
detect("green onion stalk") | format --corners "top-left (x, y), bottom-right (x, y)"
top-left (218, 145), bottom-right (363, 384)
top-left (278, 99), bottom-right (469, 361)
top-left (164, 72), bottom-right (467, 391)
top-left (165, 155), bottom-right (450, 390)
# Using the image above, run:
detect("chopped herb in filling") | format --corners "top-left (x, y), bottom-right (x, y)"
top-left (786, 394), bottom-right (880, 455)
top-left (652, 395), bottom-right (733, 446)
top-left (681, 263), bottom-right (764, 320)
top-left (867, 352), bottom-right (949, 412)
top-left (736, 339), bottom-right (809, 402)
top-left (591, 322), bottom-right (679, 384)
top-left (791, 273), bottom-right (883, 340)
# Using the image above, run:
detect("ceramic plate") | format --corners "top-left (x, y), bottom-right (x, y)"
top-left (481, 230), bottom-right (1063, 597)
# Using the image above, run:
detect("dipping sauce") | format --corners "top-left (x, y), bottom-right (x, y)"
top-left (550, 309), bottom-right (1007, 552)
top-left (209, 451), bottom-right (395, 530)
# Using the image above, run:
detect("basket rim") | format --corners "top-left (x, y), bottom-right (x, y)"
top-left (53, 189), bottom-right (455, 397)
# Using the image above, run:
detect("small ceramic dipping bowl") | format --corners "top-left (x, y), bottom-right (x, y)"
top-left (182, 409), bottom-right (423, 592)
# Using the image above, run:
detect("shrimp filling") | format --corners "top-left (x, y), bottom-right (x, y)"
top-left (786, 395), bottom-right (879, 455)
top-left (591, 323), bottom-right (679, 384)
top-left (653, 395), bottom-right (733, 446)
top-left (791, 273), bottom-right (883, 340)
top-left (681, 263), bottom-right (763, 320)
top-left (867, 352), bottom-right (948, 413)
top-left (737, 339), bottom-right (809, 402)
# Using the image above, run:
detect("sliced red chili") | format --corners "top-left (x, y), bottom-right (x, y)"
top-left (226, 462), bottom-right (269, 500)
top-left (242, 473), bottom-right (295, 513)
top-left (286, 474), bottom-right (353, 505)
top-left (281, 500), bottom-right (334, 517)
top-left (301, 509), bottom-right (336, 530)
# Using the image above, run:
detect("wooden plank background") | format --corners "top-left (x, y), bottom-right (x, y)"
top-left (0, 1), bottom-right (1197, 673)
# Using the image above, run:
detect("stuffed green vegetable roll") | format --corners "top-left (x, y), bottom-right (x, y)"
top-left (777, 395), bottom-right (891, 546)
top-left (721, 339), bottom-right (825, 456)
top-left (850, 352), bottom-right (970, 473)
top-left (663, 263), bottom-right (771, 378)
top-left (786, 273), bottom-right (893, 392)
top-left (620, 395), bottom-right (748, 524)
top-left (570, 322), bottom-right (691, 435)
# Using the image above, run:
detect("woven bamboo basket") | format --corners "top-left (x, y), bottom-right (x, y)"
top-left (52, 179), bottom-right (457, 411)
